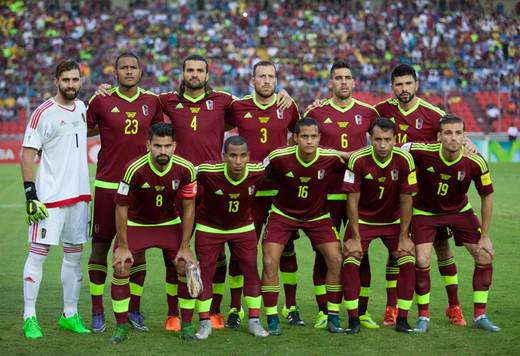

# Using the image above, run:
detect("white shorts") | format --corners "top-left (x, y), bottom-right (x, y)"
top-left (28, 201), bottom-right (90, 246)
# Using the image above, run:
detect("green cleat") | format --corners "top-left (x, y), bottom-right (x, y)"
top-left (109, 324), bottom-right (129, 344)
top-left (327, 314), bottom-right (344, 333)
top-left (23, 316), bottom-right (43, 340)
top-left (58, 314), bottom-right (91, 334)
top-left (267, 316), bottom-right (282, 336)
top-left (314, 311), bottom-right (328, 329)
top-left (180, 322), bottom-right (197, 341)
top-left (359, 312), bottom-right (380, 329)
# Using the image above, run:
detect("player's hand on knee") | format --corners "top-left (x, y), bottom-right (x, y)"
top-left (95, 83), bottom-right (112, 96)
top-left (343, 238), bottom-right (363, 260)
top-left (112, 247), bottom-right (134, 275)
top-left (476, 236), bottom-right (494, 261)
top-left (396, 235), bottom-right (415, 258)
top-left (25, 199), bottom-right (49, 225)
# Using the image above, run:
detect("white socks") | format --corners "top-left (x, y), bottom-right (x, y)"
top-left (62, 243), bottom-right (83, 318)
top-left (23, 244), bottom-right (49, 320)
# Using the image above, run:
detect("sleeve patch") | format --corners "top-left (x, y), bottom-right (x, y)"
top-left (401, 142), bottom-right (412, 152)
top-left (408, 171), bottom-right (417, 185)
top-left (481, 172), bottom-right (492, 186)
top-left (343, 169), bottom-right (355, 184)
top-left (117, 182), bottom-right (130, 196)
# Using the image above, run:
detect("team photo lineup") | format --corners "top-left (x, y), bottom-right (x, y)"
top-left (20, 50), bottom-right (502, 344)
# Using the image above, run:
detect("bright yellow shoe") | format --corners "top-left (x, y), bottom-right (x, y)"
top-left (360, 312), bottom-right (380, 329)
top-left (164, 315), bottom-right (181, 332)
top-left (314, 311), bottom-right (328, 329)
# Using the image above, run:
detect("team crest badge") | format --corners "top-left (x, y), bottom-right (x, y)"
top-left (248, 185), bottom-right (256, 195)
top-left (457, 170), bottom-right (465, 181)
top-left (391, 169), bottom-right (399, 181)
top-left (416, 118), bottom-right (423, 129)
top-left (206, 100), bottom-right (214, 110)
top-left (142, 105), bottom-right (149, 116)
top-left (317, 169), bottom-right (325, 180)
top-left (355, 114), bottom-right (362, 125)
top-left (277, 108), bottom-right (284, 119)
top-left (172, 180), bottom-right (180, 190)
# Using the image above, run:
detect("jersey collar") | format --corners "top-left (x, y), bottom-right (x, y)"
top-left (253, 92), bottom-right (277, 110)
top-left (183, 92), bottom-right (206, 103)
top-left (370, 146), bottom-right (394, 168)
top-left (397, 97), bottom-right (422, 116)
top-left (439, 145), bottom-right (463, 166)
top-left (115, 87), bottom-right (142, 103)
top-left (224, 163), bottom-right (249, 186)
top-left (296, 147), bottom-right (320, 167)
top-left (147, 153), bottom-right (174, 177)
top-left (328, 98), bottom-right (355, 113)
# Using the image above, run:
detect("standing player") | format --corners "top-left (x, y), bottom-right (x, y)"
top-left (21, 60), bottom-right (91, 339)
top-left (342, 118), bottom-right (417, 334)
top-left (87, 52), bottom-right (164, 333)
top-left (374, 64), bottom-right (464, 326)
top-left (109, 123), bottom-right (198, 343)
top-left (192, 136), bottom-right (268, 339)
top-left (261, 118), bottom-right (345, 335)
top-left (225, 60), bottom-right (301, 328)
top-left (304, 60), bottom-right (378, 329)
top-left (402, 115), bottom-right (500, 333)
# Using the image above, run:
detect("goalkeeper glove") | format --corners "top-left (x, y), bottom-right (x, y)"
top-left (24, 181), bottom-right (48, 224)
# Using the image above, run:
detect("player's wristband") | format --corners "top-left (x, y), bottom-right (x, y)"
top-left (24, 181), bottom-right (38, 201)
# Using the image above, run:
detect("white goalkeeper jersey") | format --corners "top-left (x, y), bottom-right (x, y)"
top-left (22, 97), bottom-right (91, 208)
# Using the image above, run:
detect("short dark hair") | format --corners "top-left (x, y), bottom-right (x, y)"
top-left (329, 60), bottom-right (351, 78)
top-left (224, 135), bottom-right (248, 153)
top-left (115, 52), bottom-right (140, 68)
top-left (294, 117), bottom-right (320, 134)
top-left (370, 117), bottom-right (397, 135)
top-left (148, 122), bottom-right (175, 140)
top-left (391, 63), bottom-right (417, 83)
top-left (55, 60), bottom-right (80, 79)
top-left (182, 54), bottom-right (208, 72)
top-left (438, 114), bottom-right (465, 131)
top-left (253, 60), bottom-right (277, 76)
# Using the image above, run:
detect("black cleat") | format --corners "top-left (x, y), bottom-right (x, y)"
top-left (395, 316), bottom-right (413, 333)
top-left (345, 317), bottom-right (361, 335)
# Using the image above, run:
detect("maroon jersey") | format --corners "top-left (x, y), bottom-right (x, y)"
top-left (158, 90), bottom-right (235, 165)
top-left (87, 87), bottom-right (163, 184)
top-left (227, 94), bottom-right (300, 161)
top-left (375, 97), bottom-right (445, 144)
top-left (405, 143), bottom-right (493, 214)
top-left (342, 146), bottom-right (417, 224)
top-left (266, 145), bottom-right (345, 220)
top-left (115, 153), bottom-right (197, 224)
top-left (196, 162), bottom-right (266, 230)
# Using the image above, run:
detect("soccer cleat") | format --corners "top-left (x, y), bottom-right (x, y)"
top-left (91, 313), bottom-right (106, 333)
top-left (282, 305), bottom-right (305, 326)
top-left (58, 314), bottom-right (91, 334)
top-left (23, 316), bottom-right (43, 339)
top-left (180, 322), bottom-right (197, 341)
top-left (164, 315), bottom-right (181, 332)
top-left (345, 317), bottom-right (361, 335)
top-left (267, 316), bottom-right (281, 336)
top-left (210, 313), bottom-right (225, 329)
top-left (414, 316), bottom-right (430, 333)
top-left (248, 318), bottom-right (269, 337)
top-left (474, 315), bottom-right (500, 332)
top-left (445, 305), bottom-right (467, 326)
top-left (196, 319), bottom-right (212, 340)
top-left (108, 324), bottom-right (129, 344)
top-left (383, 306), bottom-right (398, 326)
top-left (359, 312), bottom-right (380, 329)
top-left (128, 311), bottom-right (149, 331)
top-left (186, 261), bottom-right (203, 298)
top-left (395, 316), bottom-right (413, 333)
top-left (226, 308), bottom-right (243, 329)
top-left (314, 311), bottom-right (328, 329)
top-left (327, 314), bottom-right (344, 333)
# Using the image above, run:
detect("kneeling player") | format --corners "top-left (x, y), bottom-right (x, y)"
top-left (110, 123), bottom-right (198, 343)
top-left (193, 136), bottom-right (268, 339)
top-left (342, 118), bottom-right (417, 334)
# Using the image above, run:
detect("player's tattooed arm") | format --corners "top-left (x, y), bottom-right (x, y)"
top-left (344, 192), bottom-right (363, 260)
top-left (396, 194), bottom-right (414, 258)
top-left (113, 205), bottom-right (134, 275)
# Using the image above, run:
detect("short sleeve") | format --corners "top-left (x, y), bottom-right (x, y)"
top-left (342, 159), bottom-right (361, 193)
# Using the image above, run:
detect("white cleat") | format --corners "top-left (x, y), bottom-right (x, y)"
top-left (196, 319), bottom-right (212, 340)
top-left (248, 319), bottom-right (269, 337)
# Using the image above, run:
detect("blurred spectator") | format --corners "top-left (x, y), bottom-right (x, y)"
top-left (486, 103), bottom-right (501, 122)
top-left (507, 122), bottom-right (518, 141)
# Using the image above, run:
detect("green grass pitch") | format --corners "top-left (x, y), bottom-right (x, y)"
top-left (1, 163), bottom-right (519, 355)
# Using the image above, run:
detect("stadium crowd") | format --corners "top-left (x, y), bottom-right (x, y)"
top-left (0, 0), bottom-right (519, 121)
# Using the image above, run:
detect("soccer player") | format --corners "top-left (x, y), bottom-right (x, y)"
top-left (192, 135), bottom-right (268, 339)
top-left (403, 115), bottom-right (500, 333)
top-left (21, 60), bottom-right (91, 339)
top-left (109, 123), bottom-right (198, 343)
top-left (304, 60), bottom-right (378, 329)
top-left (342, 118), bottom-right (417, 334)
top-left (261, 118), bottom-right (345, 335)
top-left (225, 60), bottom-right (301, 328)
top-left (87, 52), bottom-right (165, 333)
top-left (374, 64), bottom-right (465, 326)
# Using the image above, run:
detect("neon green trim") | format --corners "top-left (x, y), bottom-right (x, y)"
top-left (196, 298), bottom-right (212, 313)
top-left (128, 217), bottom-right (181, 227)
top-left (348, 146), bottom-right (372, 170)
top-left (473, 290), bottom-right (488, 304)
top-left (115, 87), bottom-right (142, 103)
top-left (229, 275), bottom-right (244, 289)
top-left (94, 180), bottom-right (119, 189)
top-left (183, 92), bottom-right (205, 103)
top-left (264, 306), bottom-right (278, 315)
top-left (359, 218), bottom-right (400, 225)
top-left (397, 97), bottom-right (421, 116)
top-left (112, 298), bottom-right (130, 313)
top-left (245, 295), bottom-right (262, 309)
top-left (123, 155), bottom-right (148, 183)
top-left (359, 287), bottom-right (370, 297)
top-left (413, 202), bottom-right (472, 216)
top-left (327, 302), bottom-right (341, 312)
top-left (386, 280), bottom-right (397, 288)
top-left (89, 282), bottom-right (105, 296)
top-left (460, 202), bottom-right (473, 213)
top-left (314, 284), bottom-right (326, 296)
top-left (397, 299), bottom-right (413, 311)
top-left (397, 256), bottom-right (415, 266)
top-left (416, 293), bottom-right (430, 305)
top-left (111, 277), bottom-right (129, 286)
top-left (130, 282), bottom-right (143, 296)
top-left (88, 264), bottom-right (108, 272)
top-left (253, 92), bottom-right (277, 110)
top-left (371, 146), bottom-right (393, 168)
top-left (439, 145), bottom-right (463, 166)
top-left (255, 189), bottom-right (279, 197)
top-left (394, 148), bottom-right (415, 170)
top-left (130, 264), bottom-right (147, 273)
top-left (270, 205), bottom-right (330, 222)
top-left (343, 257), bottom-right (361, 266)
top-left (224, 163), bottom-right (249, 186)
top-left (386, 266), bottom-right (400, 273)
top-left (343, 299), bottom-right (358, 311)
top-left (437, 257), bottom-right (455, 266)
top-left (147, 152), bottom-right (173, 177)
top-left (179, 298), bottom-right (196, 309)
top-left (443, 275), bottom-right (458, 286)
top-left (212, 283), bottom-right (225, 295)
top-left (281, 272), bottom-right (297, 285)
top-left (172, 155), bottom-right (197, 181)
top-left (419, 98), bottom-right (446, 116)
top-left (329, 98), bottom-right (355, 113)
top-left (326, 284), bottom-right (342, 292)
top-left (166, 283), bottom-right (178, 296)
top-left (195, 223), bottom-right (255, 234)
top-left (296, 146), bottom-right (319, 167)
top-left (327, 193), bottom-right (347, 200)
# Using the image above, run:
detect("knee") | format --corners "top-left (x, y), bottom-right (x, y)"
top-left (415, 252), bottom-right (431, 268)
top-left (475, 249), bottom-right (493, 265)
top-left (433, 239), bottom-right (452, 258)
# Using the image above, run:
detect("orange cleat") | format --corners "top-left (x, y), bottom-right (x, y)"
top-left (445, 305), bottom-right (467, 326)
top-left (383, 306), bottom-right (397, 326)
top-left (210, 313), bottom-right (225, 329)
top-left (164, 315), bottom-right (181, 332)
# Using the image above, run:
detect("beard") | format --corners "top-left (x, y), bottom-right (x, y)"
top-left (397, 92), bottom-right (415, 104)
top-left (183, 78), bottom-right (206, 90)
top-left (155, 155), bottom-right (170, 166)
top-left (58, 86), bottom-right (78, 100)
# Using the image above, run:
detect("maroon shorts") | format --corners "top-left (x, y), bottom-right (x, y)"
top-left (252, 196), bottom-right (274, 233)
top-left (91, 187), bottom-right (117, 241)
top-left (327, 199), bottom-right (346, 231)
top-left (122, 223), bottom-right (182, 259)
top-left (195, 229), bottom-right (258, 265)
top-left (344, 222), bottom-right (400, 252)
top-left (262, 212), bottom-right (339, 247)
top-left (412, 211), bottom-right (481, 246)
